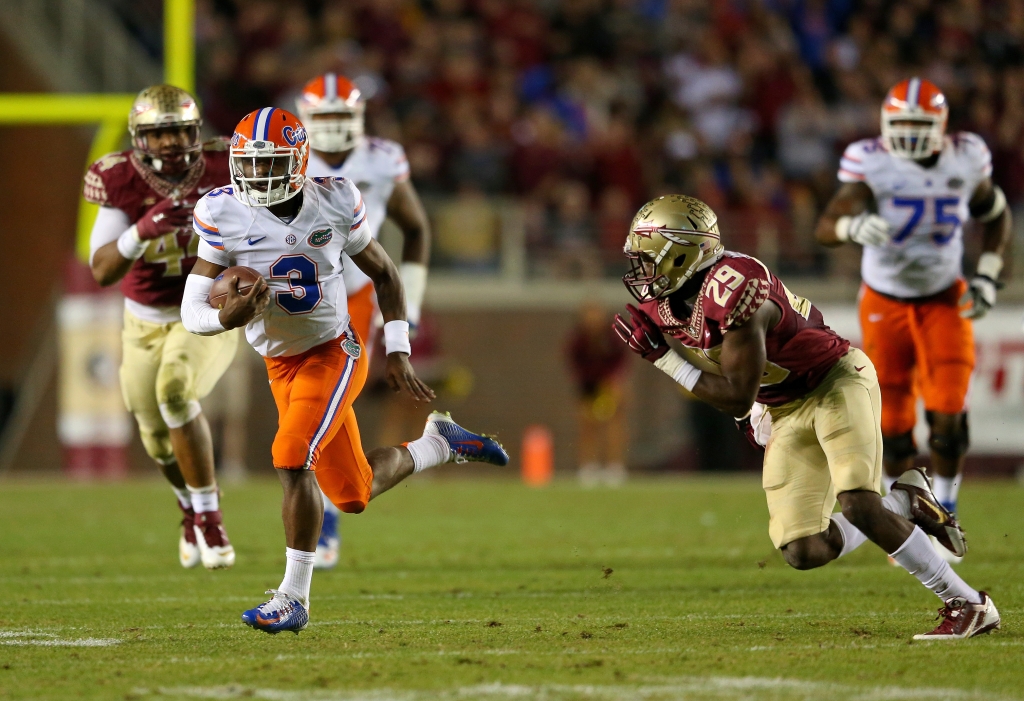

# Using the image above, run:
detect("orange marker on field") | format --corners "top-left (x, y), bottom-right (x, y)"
top-left (521, 425), bottom-right (553, 487)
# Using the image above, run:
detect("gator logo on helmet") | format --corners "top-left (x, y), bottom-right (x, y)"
top-left (308, 228), bottom-right (333, 247)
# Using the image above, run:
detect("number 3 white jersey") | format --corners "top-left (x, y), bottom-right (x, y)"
top-left (306, 137), bottom-right (410, 295)
top-left (838, 132), bottom-right (992, 298)
top-left (192, 177), bottom-right (371, 358)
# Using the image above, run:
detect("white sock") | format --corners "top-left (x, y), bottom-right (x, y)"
top-left (172, 487), bottom-right (191, 510)
top-left (932, 474), bottom-right (961, 511)
top-left (280, 548), bottom-right (315, 606)
top-left (406, 434), bottom-right (450, 473)
top-left (831, 490), bottom-right (911, 558)
top-left (187, 484), bottom-right (218, 513)
top-left (890, 526), bottom-right (980, 603)
top-left (882, 474), bottom-right (898, 494)
top-left (831, 513), bottom-right (868, 557)
top-left (320, 487), bottom-right (340, 516)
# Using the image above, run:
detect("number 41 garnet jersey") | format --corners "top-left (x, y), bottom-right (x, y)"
top-left (192, 177), bottom-right (372, 358)
top-left (639, 253), bottom-right (851, 406)
top-left (83, 141), bottom-right (231, 307)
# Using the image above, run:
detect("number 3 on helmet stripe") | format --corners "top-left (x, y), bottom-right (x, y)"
top-left (269, 254), bottom-right (322, 314)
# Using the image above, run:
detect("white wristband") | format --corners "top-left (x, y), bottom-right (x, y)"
top-left (117, 225), bottom-right (148, 260)
top-left (181, 274), bottom-right (226, 335)
top-left (654, 349), bottom-right (703, 392)
top-left (400, 262), bottom-right (428, 326)
top-left (383, 319), bottom-right (412, 356)
top-left (834, 216), bottom-right (851, 243)
top-left (977, 251), bottom-right (1003, 280)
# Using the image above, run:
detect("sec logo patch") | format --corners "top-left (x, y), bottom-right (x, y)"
top-left (308, 228), bottom-right (333, 247)
top-left (285, 233), bottom-right (297, 245)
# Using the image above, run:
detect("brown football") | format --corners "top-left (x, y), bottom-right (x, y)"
top-left (208, 266), bottom-right (264, 310)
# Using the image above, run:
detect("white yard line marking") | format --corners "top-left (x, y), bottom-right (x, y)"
top-left (0, 631), bottom-right (120, 647)
top-left (140, 677), bottom-right (1022, 701)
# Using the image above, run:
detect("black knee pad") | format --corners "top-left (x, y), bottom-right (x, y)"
top-left (926, 412), bottom-right (969, 460)
top-left (883, 431), bottom-right (916, 463)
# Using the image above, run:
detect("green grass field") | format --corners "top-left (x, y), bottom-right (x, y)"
top-left (0, 475), bottom-right (1022, 701)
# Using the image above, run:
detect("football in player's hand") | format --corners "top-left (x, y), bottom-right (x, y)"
top-left (208, 266), bottom-right (264, 309)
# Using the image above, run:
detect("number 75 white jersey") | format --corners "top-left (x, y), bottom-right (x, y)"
top-left (838, 132), bottom-right (992, 298)
top-left (192, 177), bottom-right (372, 358)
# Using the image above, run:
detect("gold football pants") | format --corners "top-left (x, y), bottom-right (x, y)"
top-left (761, 348), bottom-right (883, 548)
top-left (120, 309), bottom-right (238, 464)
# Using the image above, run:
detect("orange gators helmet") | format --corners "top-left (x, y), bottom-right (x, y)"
top-left (881, 77), bottom-right (948, 160)
top-left (295, 73), bottom-right (365, 153)
top-left (230, 108), bottom-right (309, 207)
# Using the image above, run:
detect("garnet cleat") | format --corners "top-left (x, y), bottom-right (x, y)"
top-left (177, 501), bottom-right (200, 569)
top-left (242, 590), bottom-right (309, 635)
top-left (193, 510), bottom-right (235, 569)
top-left (314, 509), bottom-right (340, 570)
top-left (913, 592), bottom-right (1000, 640)
top-left (891, 468), bottom-right (967, 558)
top-left (424, 411), bottom-right (509, 466)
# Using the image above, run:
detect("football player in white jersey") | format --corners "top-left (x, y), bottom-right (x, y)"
top-left (296, 73), bottom-right (433, 569)
top-left (816, 78), bottom-right (1011, 539)
top-left (180, 108), bottom-right (507, 634)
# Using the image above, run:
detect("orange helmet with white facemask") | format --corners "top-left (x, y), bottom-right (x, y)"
top-left (881, 78), bottom-right (949, 160)
top-left (230, 107), bottom-right (309, 207)
top-left (295, 73), bottom-right (365, 153)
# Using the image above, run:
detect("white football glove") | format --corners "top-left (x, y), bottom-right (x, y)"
top-left (835, 212), bottom-right (890, 247)
top-left (960, 252), bottom-right (1002, 320)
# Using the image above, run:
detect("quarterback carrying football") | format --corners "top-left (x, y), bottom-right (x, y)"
top-left (84, 85), bottom-right (238, 570)
top-left (296, 73), bottom-right (432, 570)
top-left (614, 195), bottom-right (999, 639)
top-left (816, 78), bottom-right (1011, 527)
top-left (180, 107), bottom-right (507, 634)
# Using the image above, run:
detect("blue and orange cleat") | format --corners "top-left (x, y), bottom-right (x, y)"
top-left (241, 590), bottom-right (308, 634)
top-left (425, 411), bottom-right (509, 466)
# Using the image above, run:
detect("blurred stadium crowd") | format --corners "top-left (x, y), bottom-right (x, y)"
top-left (105, 0), bottom-right (1024, 277)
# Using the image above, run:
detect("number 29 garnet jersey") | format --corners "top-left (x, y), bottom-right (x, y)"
top-left (83, 141), bottom-right (231, 309)
top-left (838, 133), bottom-right (992, 298)
top-left (639, 253), bottom-right (851, 406)
top-left (192, 177), bottom-right (371, 358)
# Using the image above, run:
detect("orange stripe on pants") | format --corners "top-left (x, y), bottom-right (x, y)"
top-left (264, 331), bottom-right (373, 513)
top-left (858, 281), bottom-right (974, 437)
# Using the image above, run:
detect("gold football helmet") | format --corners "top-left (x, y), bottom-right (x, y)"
top-left (127, 85), bottom-right (203, 174)
top-left (622, 195), bottom-right (725, 302)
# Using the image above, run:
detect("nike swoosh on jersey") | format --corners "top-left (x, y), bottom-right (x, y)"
top-left (247, 237), bottom-right (266, 245)
top-left (198, 185), bottom-right (215, 194)
top-left (854, 365), bottom-right (866, 372)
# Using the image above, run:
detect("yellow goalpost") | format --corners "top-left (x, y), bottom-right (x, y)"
top-left (0, 0), bottom-right (196, 260)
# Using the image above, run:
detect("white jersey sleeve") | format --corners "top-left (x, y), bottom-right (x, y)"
top-left (837, 140), bottom-right (870, 183)
top-left (192, 192), bottom-right (230, 266)
top-left (384, 140), bottom-right (411, 183)
top-left (342, 179), bottom-right (372, 256)
top-left (956, 131), bottom-right (993, 182)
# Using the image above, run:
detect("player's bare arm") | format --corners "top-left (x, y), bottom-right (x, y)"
top-left (961, 177), bottom-right (1012, 319)
top-left (90, 238), bottom-right (136, 286)
top-left (814, 182), bottom-right (889, 247)
top-left (691, 302), bottom-right (781, 417)
top-left (387, 180), bottom-right (431, 264)
top-left (189, 258), bottom-right (270, 330)
top-left (970, 177), bottom-right (1012, 255)
top-left (350, 239), bottom-right (436, 403)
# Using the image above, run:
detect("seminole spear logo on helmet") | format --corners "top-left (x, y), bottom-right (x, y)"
top-left (622, 195), bottom-right (725, 303)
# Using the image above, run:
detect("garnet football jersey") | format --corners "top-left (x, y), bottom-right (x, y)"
top-left (306, 137), bottom-right (409, 294)
top-left (84, 141), bottom-right (232, 320)
top-left (838, 133), bottom-right (992, 298)
top-left (640, 252), bottom-right (851, 406)
top-left (192, 177), bottom-right (372, 358)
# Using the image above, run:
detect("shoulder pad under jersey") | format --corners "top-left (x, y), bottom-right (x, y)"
top-left (700, 255), bottom-right (772, 331)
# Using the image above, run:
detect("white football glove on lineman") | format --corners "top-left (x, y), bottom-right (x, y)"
top-left (960, 252), bottom-right (1002, 320)
top-left (835, 212), bottom-right (890, 247)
